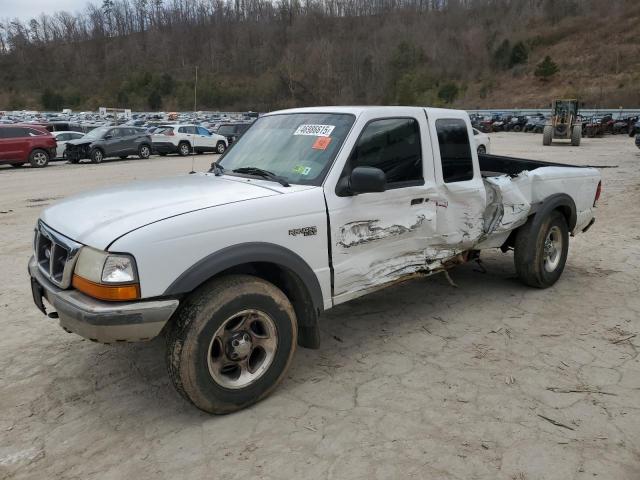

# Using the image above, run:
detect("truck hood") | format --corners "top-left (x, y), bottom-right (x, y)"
top-left (40, 173), bottom-right (285, 249)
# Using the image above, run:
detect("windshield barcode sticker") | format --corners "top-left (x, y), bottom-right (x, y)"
top-left (294, 124), bottom-right (335, 137)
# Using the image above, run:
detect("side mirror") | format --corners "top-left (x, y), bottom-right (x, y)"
top-left (338, 166), bottom-right (386, 196)
top-left (104, 134), bottom-right (113, 140)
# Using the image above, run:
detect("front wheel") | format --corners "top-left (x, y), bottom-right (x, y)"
top-left (90, 148), bottom-right (104, 164)
top-left (29, 149), bottom-right (50, 168)
top-left (514, 211), bottom-right (569, 288)
top-left (571, 125), bottom-right (582, 146)
top-left (216, 141), bottom-right (226, 154)
top-left (166, 274), bottom-right (297, 414)
top-left (477, 145), bottom-right (486, 155)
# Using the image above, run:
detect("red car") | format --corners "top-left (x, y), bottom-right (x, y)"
top-left (0, 124), bottom-right (57, 168)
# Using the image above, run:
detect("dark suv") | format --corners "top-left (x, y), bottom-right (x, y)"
top-left (65, 126), bottom-right (152, 164)
top-left (216, 123), bottom-right (252, 145)
top-left (0, 124), bottom-right (57, 168)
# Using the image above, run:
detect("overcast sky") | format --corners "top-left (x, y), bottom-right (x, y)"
top-left (0, 0), bottom-right (90, 21)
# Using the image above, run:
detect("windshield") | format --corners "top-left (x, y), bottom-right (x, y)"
top-left (218, 113), bottom-right (355, 186)
top-left (83, 126), bottom-right (110, 139)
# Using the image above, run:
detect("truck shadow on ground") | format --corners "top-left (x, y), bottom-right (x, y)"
top-left (49, 251), bottom-right (541, 422)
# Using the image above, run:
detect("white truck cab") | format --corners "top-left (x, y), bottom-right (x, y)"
top-left (29, 106), bottom-right (601, 413)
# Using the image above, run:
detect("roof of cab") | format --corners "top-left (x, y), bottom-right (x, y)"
top-left (266, 106), bottom-right (467, 118)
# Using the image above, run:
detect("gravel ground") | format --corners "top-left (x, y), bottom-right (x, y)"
top-left (1, 133), bottom-right (639, 480)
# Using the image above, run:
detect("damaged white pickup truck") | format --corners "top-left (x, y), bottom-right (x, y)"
top-left (29, 107), bottom-right (601, 413)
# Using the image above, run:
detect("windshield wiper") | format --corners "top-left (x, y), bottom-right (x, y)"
top-left (210, 162), bottom-right (225, 176)
top-left (232, 167), bottom-right (290, 187)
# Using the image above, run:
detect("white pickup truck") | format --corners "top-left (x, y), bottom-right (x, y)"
top-left (29, 106), bottom-right (601, 413)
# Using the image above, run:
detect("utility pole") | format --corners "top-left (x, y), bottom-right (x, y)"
top-left (194, 65), bottom-right (198, 114)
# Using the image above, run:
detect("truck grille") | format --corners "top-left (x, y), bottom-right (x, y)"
top-left (34, 221), bottom-right (82, 288)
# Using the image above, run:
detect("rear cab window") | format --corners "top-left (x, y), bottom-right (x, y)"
top-left (435, 119), bottom-right (474, 183)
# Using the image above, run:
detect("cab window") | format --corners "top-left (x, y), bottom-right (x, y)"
top-left (436, 119), bottom-right (474, 183)
top-left (347, 118), bottom-right (423, 187)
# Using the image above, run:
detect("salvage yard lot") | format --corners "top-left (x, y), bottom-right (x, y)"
top-left (1, 134), bottom-right (639, 479)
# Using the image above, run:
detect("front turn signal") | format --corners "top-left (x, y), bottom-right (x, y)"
top-left (72, 274), bottom-right (140, 301)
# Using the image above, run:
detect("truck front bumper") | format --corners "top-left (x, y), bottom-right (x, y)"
top-left (28, 257), bottom-right (179, 343)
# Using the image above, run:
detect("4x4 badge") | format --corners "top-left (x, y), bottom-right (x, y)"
top-left (288, 226), bottom-right (317, 237)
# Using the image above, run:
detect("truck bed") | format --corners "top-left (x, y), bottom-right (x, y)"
top-left (476, 153), bottom-right (600, 247)
top-left (478, 153), bottom-right (587, 177)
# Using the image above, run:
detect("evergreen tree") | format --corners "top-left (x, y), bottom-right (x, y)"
top-left (535, 56), bottom-right (559, 80)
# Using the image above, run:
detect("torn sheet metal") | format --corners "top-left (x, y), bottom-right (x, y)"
top-left (337, 215), bottom-right (426, 248)
top-left (482, 175), bottom-right (531, 235)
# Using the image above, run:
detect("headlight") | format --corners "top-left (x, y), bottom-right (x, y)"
top-left (102, 256), bottom-right (137, 283)
top-left (72, 247), bottom-right (140, 301)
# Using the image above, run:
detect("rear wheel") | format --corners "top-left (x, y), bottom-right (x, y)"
top-left (166, 274), bottom-right (297, 414)
top-left (139, 144), bottom-right (151, 159)
top-left (178, 142), bottom-right (191, 156)
top-left (513, 125), bottom-right (522, 132)
top-left (29, 149), bottom-right (49, 168)
top-left (90, 148), bottom-right (104, 164)
top-left (543, 126), bottom-right (553, 146)
top-left (514, 211), bottom-right (569, 288)
top-left (571, 125), bottom-right (582, 146)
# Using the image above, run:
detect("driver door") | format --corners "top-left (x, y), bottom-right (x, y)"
top-left (104, 128), bottom-right (123, 156)
top-left (325, 112), bottom-right (439, 304)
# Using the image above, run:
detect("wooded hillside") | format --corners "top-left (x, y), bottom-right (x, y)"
top-left (1, 0), bottom-right (639, 111)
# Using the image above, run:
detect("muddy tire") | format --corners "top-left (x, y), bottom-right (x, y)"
top-left (514, 211), bottom-right (569, 288)
top-left (177, 142), bottom-right (191, 156)
top-left (90, 148), bottom-right (104, 164)
top-left (166, 274), bottom-right (297, 414)
top-left (29, 149), bottom-right (50, 168)
top-left (571, 125), bottom-right (582, 146)
top-left (542, 126), bottom-right (553, 146)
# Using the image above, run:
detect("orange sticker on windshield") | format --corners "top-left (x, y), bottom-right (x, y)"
top-left (312, 137), bottom-right (332, 150)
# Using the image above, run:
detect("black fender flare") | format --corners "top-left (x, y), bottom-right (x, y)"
top-left (164, 242), bottom-right (324, 348)
top-left (528, 193), bottom-right (577, 231)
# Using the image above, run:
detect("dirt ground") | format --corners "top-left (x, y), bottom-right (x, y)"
top-left (1, 133), bottom-right (639, 480)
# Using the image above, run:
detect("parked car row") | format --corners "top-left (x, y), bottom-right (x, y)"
top-left (0, 122), bottom-right (237, 168)
top-left (471, 112), bottom-right (640, 137)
